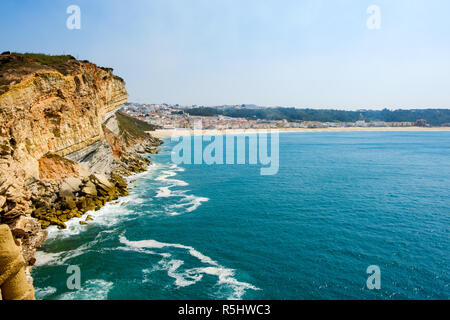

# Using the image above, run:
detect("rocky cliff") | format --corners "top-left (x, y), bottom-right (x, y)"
top-left (0, 53), bottom-right (161, 294)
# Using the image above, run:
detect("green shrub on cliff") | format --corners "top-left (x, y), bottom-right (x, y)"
top-left (13, 53), bottom-right (76, 66)
top-left (116, 111), bottom-right (159, 146)
top-left (8, 52), bottom-right (80, 75)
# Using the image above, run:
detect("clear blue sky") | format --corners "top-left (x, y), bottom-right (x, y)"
top-left (1, 0), bottom-right (450, 109)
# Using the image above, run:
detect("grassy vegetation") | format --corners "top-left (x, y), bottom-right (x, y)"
top-left (0, 52), bottom-right (123, 95)
top-left (116, 111), bottom-right (159, 145)
top-left (13, 53), bottom-right (81, 75)
top-left (12, 53), bottom-right (76, 66)
top-left (0, 52), bottom-right (84, 94)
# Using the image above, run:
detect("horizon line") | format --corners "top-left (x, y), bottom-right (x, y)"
top-left (125, 102), bottom-right (450, 112)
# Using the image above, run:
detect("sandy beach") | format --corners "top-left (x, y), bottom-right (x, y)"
top-left (150, 127), bottom-right (450, 138)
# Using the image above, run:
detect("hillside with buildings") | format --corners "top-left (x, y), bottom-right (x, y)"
top-left (121, 103), bottom-right (450, 130)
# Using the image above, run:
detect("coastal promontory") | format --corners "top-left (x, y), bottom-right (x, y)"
top-left (0, 53), bottom-right (161, 298)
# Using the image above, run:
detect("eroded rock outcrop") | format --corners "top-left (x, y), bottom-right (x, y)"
top-left (0, 224), bottom-right (35, 300)
top-left (0, 53), bottom-right (162, 298)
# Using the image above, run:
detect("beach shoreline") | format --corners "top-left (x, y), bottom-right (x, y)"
top-left (150, 126), bottom-right (450, 138)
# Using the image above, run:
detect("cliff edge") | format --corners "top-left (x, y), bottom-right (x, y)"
top-left (0, 52), bottom-right (162, 297)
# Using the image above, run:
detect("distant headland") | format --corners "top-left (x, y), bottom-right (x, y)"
top-left (122, 102), bottom-right (450, 132)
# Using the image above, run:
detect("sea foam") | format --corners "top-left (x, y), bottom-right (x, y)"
top-left (34, 286), bottom-right (57, 299)
top-left (56, 279), bottom-right (114, 300)
top-left (119, 234), bottom-right (259, 299)
top-left (153, 163), bottom-right (209, 216)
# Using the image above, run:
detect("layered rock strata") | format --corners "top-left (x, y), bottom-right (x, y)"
top-left (0, 53), bottom-right (162, 298)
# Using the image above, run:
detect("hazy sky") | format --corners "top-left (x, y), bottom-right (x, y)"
top-left (1, 0), bottom-right (450, 109)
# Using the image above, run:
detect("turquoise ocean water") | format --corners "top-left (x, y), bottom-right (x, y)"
top-left (32, 132), bottom-right (450, 300)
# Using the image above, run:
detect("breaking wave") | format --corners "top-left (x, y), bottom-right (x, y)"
top-left (35, 229), bottom-right (118, 266)
top-left (120, 234), bottom-right (259, 300)
top-left (154, 163), bottom-right (209, 216)
top-left (35, 286), bottom-right (57, 299)
top-left (57, 279), bottom-right (113, 300)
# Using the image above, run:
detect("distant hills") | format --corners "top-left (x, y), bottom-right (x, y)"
top-left (184, 107), bottom-right (450, 126)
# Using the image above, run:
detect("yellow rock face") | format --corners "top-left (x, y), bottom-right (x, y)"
top-left (0, 54), bottom-right (128, 273)
top-left (0, 224), bottom-right (35, 300)
top-left (0, 54), bottom-right (162, 298)
top-left (0, 55), bottom-right (128, 225)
